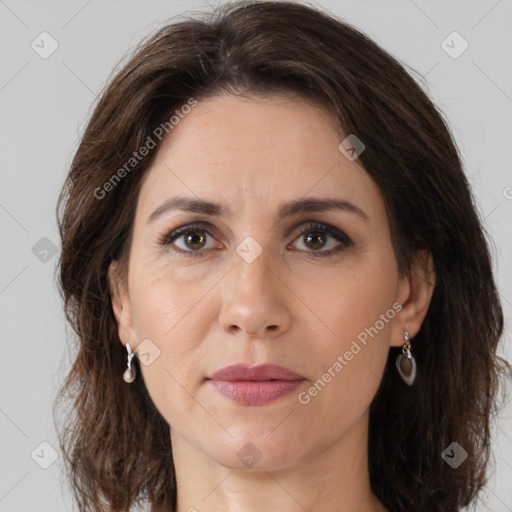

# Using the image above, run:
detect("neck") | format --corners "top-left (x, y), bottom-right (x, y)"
top-left (169, 410), bottom-right (387, 512)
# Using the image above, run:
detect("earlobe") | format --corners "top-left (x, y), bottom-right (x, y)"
top-left (390, 251), bottom-right (436, 346)
top-left (107, 260), bottom-right (134, 345)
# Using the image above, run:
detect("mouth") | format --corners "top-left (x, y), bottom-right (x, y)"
top-left (206, 363), bottom-right (306, 405)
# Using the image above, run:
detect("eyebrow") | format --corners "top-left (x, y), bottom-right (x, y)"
top-left (147, 196), bottom-right (369, 224)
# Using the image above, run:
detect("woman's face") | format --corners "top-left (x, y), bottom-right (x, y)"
top-left (110, 93), bottom-right (414, 471)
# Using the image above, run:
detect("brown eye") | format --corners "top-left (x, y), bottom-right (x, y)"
top-left (291, 222), bottom-right (353, 257)
top-left (304, 231), bottom-right (327, 250)
top-left (159, 223), bottom-right (218, 257)
top-left (182, 231), bottom-right (207, 250)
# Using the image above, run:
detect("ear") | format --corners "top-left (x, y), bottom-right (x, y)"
top-left (107, 260), bottom-right (135, 347)
top-left (390, 250), bottom-right (436, 346)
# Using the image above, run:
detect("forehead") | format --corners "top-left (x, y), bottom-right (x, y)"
top-left (136, 93), bottom-right (384, 223)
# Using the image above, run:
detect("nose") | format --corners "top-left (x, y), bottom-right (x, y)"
top-left (219, 250), bottom-right (291, 339)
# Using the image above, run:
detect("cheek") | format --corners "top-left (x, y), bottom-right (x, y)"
top-left (299, 252), bottom-right (398, 345)
top-left (297, 247), bottom-right (398, 403)
top-left (295, 283), bottom-right (395, 441)
top-left (129, 253), bottom-right (220, 341)
top-left (130, 275), bottom-right (215, 430)
top-left (127, 266), bottom-right (218, 414)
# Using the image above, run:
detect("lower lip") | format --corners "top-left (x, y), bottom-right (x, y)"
top-left (208, 379), bottom-right (305, 405)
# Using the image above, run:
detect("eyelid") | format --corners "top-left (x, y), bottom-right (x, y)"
top-left (158, 220), bottom-right (353, 257)
top-left (288, 221), bottom-right (354, 252)
top-left (158, 221), bottom-right (220, 257)
top-left (160, 221), bottom-right (217, 244)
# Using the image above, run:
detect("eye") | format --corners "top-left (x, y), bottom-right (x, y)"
top-left (158, 221), bottom-right (353, 259)
top-left (158, 222), bottom-right (219, 257)
top-left (290, 222), bottom-right (353, 257)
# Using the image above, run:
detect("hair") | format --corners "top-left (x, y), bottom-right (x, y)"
top-left (54, 1), bottom-right (511, 511)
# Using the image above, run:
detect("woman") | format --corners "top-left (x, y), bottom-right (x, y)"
top-left (54, 1), bottom-right (511, 511)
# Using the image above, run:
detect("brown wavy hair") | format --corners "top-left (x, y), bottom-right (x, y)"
top-left (54, 1), bottom-right (511, 511)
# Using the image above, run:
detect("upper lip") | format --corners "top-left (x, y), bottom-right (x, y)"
top-left (208, 363), bottom-right (305, 381)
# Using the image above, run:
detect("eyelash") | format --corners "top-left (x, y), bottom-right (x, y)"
top-left (157, 221), bottom-right (354, 258)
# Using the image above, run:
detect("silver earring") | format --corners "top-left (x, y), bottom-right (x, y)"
top-left (396, 331), bottom-right (416, 386)
top-left (123, 342), bottom-right (137, 383)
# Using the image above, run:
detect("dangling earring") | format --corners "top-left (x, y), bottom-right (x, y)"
top-left (123, 342), bottom-right (137, 383)
top-left (396, 331), bottom-right (416, 386)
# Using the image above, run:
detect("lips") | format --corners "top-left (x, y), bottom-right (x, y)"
top-left (209, 363), bottom-right (305, 381)
top-left (207, 364), bottom-right (306, 405)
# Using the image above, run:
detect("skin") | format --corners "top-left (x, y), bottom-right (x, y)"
top-left (109, 93), bottom-right (435, 512)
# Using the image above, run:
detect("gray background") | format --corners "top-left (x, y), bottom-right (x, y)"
top-left (0, 0), bottom-right (511, 511)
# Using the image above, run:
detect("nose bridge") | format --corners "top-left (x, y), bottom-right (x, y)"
top-left (232, 239), bottom-right (276, 306)
top-left (237, 238), bottom-right (269, 282)
top-left (232, 221), bottom-right (274, 287)
top-left (219, 238), bottom-right (291, 337)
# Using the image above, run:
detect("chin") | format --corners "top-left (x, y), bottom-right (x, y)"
top-left (202, 429), bottom-right (309, 472)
